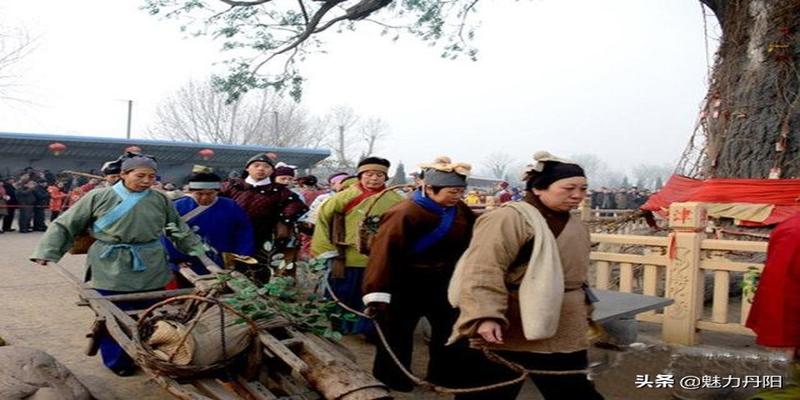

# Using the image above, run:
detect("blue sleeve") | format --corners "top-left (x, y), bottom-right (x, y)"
top-left (162, 198), bottom-right (193, 263)
top-left (232, 202), bottom-right (255, 256)
top-left (161, 234), bottom-right (190, 264)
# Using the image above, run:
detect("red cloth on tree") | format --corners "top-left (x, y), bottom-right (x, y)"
top-left (745, 212), bottom-right (800, 347)
top-left (642, 175), bottom-right (800, 226)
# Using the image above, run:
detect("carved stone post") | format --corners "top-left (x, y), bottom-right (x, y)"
top-left (579, 198), bottom-right (591, 222)
top-left (662, 202), bottom-right (707, 345)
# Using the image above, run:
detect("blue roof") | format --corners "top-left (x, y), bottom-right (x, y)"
top-left (0, 131), bottom-right (330, 169)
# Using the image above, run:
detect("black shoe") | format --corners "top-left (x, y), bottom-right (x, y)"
top-left (19, 230), bottom-right (31, 233)
top-left (5, 228), bottom-right (15, 232)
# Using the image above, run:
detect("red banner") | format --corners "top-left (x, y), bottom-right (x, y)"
top-left (641, 175), bottom-right (800, 226)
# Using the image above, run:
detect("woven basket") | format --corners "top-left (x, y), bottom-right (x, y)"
top-left (68, 230), bottom-right (96, 255)
top-left (135, 295), bottom-right (261, 379)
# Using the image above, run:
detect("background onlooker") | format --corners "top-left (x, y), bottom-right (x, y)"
top-left (48, 181), bottom-right (67, 221)
top-left (1, 178), bottom-right (16, 232)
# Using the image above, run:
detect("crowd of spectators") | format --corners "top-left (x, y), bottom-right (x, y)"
top-left (588, 186), bottom-right (651, 210)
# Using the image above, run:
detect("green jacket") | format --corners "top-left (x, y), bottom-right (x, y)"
top-left (31, 185), bottom-right (205, 292)
top-left (311, 184), bottom-right (403, 267)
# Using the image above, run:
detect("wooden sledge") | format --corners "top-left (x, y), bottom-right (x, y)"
top-left (53, 261), bottom-right (391, 400)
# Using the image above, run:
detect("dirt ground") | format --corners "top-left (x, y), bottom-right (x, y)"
top-left (0, 231), bottom-right (784, 400)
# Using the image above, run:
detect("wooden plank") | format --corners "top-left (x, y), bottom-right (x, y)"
top-left (640, 264), bottom-right (659, 318)
top-left (265, 372), bottom-right (319, 400)
top-left (591, 233), bottom-right (668, 246)
top-left (259, 332), bottom-right (309, 375)
top-left (235, 377), bottom-right (279, 400)
top-left (619, 263), bottom-right (634, 293)
top-left (84, 288), bottom-right (196, 302)
top-left (700, 239), bottom-right (768, 253)
top-left (194, 378), bottom-right (239, 400)
top-left (711, 271), bottom-right (729, 324)
top-left (591, 289), bottom-right (673, 323)
top-left (595, 261), bottom-right (610, 289)
top-left (696, 321), bottom-right (755, 336)
top-left (643, 265), bottom-right (658, 296)
top-left (700, 260), bottom-right (764, 273)
top-left (148, 373), bottom-right (215, 400)
top-left (591, 252), bottom-right (668, 266)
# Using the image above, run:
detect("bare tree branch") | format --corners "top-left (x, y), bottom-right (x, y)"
top-left (219, 0), bottom-right (273, 6)
top-left (297, 0), bottom-right (310, 25)
top-left (0, 25), bottom-right (37, 103)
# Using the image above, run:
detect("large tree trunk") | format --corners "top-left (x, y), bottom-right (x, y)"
top-left (699, 0), bottom-right (800, 178)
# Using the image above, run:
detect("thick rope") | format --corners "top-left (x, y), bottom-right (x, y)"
top-left (322, 279), bottom-right (589, 394)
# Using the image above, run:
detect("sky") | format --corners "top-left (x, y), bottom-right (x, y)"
top-left (0, 0), bottom-right (720, 178)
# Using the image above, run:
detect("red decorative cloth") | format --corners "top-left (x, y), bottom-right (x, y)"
top-left (642, 175), bottom-right (800, 226)
top-left (745, 212), bottom-right (800, 347)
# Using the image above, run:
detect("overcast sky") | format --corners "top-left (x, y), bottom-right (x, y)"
top-left (0, 0), bottom-right (719, 178)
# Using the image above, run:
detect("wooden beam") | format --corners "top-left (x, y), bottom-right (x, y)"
top-left (700, 239), bottom-right (768, 253)
top-left (711, 271), bottom-right (729, 324)
top-left (591, 233), bottom-right (668, 246)
top-left (259, 332), bottom-right (310, 375)
top-left (595, 261), bottom-right (610, 290)
top-left (84, 288), bottom-right (196, 302)
top-left (696, 321), bottom-right (755, 336)
top-left (235, 377), bottom-right (279, 400)
top-left (194, 378), bottom-right (239, 400)
top-left (591, 252), bottom-right (668, 266)
top-left (700, 260), bottom-right (764, 273)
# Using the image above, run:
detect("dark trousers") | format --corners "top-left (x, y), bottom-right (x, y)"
top-left (1, 207), bottom-right (14, 231)
top-left (50, 210), bottom-right (60, 222)
top-left (327, 266), bottom-right (373, 335)
top-left (32, 206), bottom-right (46, 230)
top-left (17, 206), bottom-right (32, 231)
top-left (94, 288), bottom-right (163, 373)
top-left (372, 269), bottom-right (479, 391)
top-left (454, 350), bottom-right (604, 400)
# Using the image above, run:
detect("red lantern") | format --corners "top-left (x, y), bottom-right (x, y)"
top-left (48, 142), bottom-right (67, 156)
top-left (125, 146), bottom-right (142, 154)
top-left (198, 148), bottom-right (215, 160)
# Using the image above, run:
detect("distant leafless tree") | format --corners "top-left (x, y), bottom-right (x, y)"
top-left (481, 152), bottom-right (516, 179)
top-left (631, 163), bottom-right (673, 190)
top-left (149, 79), bottom-right (325, 147)
top-left (358, 117), bottom-right (389, 160)
top-left (0, 24), bottom-right (36, 102)
top-left (321, 107), bottom-right (389, 169)
top-left (326, 105), bottom-right (360, 169)
top-left (569, 153), bottom-right (623, 188)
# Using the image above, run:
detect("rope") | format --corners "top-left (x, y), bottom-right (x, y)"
top-left (219, 300), bottom-right (227, 360)
top-left (321, 279), bottom-right (589, 394)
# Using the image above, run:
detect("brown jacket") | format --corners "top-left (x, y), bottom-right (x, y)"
top-left (450, 201), bottom-right (591, 353)
top-left (363, 199), bottom-right (475, 302)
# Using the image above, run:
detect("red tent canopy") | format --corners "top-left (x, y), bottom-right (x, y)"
top-left (642, 175), bottom-right (800, 226)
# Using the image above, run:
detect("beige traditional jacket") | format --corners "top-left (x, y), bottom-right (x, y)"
top-left (449, 205), bottom-right (592, 353)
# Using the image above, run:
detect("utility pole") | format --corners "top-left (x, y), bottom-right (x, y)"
top-left (126, 100), bottom-right (133, 139)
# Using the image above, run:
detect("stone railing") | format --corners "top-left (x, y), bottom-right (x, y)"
top-left (589, 202), bottom-right (768, 345)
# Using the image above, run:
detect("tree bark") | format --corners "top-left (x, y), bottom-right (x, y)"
top-left (700, 0), bottom-right (800, 178)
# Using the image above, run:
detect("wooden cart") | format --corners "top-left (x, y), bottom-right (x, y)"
top-left (53, 261), bottom-right (391, 400)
